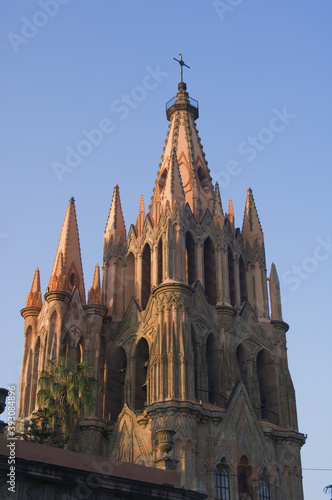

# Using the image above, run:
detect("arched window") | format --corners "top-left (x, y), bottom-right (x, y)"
top-left (141, 243), bottom-right (151, 309)
top-left (236, 343), bottom-right (250, 395)
top-left (239, 256), bottom-right (247, 303)
top-left (185, 232), bottom-right (196, 285)
top-left (215, 464), bottom-right (230, 500)
top-left (204, 237), bottom-right (217, 305)
top-left (77, 336), bottom-right (84, 364)
top-left (48, 311), bottom-right (58, 360)
top-left (228, 247), bottom-right (235, 306)
top-left (157, 237), bottom-right (163, 285)
top-left (135, 338), bottom-right (149, 410)
top-left (257, 349), bottom-right (279, 425)
top-left (124, 252), bottom-right (135, 310)
top-left (106, 347), bottom-right (127, 422)
top-left (206, 333), bottom-right (220, 405)
top-left (259, 477), bottom-right (270, 500)
top-left (29, 337), bottom-right (40, 414)
top-left (62, 333), bottom-right (70, 365)
top-left (237, 456), bottom-right (253, 498)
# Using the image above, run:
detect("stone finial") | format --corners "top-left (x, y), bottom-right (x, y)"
top-left (136, 195), bottom-right (145, 237)
top-left (88, 264), bottom-right (104, 306)
top-left (26, 267), bottom-right (42, 308)
top-left (104, 184), bottom-right (126, 245)
top-left (269, 262), bottom-right (283, 321)
top-left (213, 181), bottom-right (224, 226)
top-left (242, 187), bottom-right (264, 246)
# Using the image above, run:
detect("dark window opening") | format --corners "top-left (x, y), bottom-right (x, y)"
top-left (228, 247), bottom-right (236, 306)
top-left (185, 232), bottom-right (196, 285)
top-left (135, 338), bottom-right (149, 411)
top-left (141, 244), bottom-right (151, 309)
top-left (204, 237), bottom-right (217, 305)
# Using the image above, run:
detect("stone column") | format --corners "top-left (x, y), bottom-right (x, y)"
top-left (78, 418), bottom-right (106, 456)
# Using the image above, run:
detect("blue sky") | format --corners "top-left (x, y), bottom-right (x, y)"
top-left (1, 1), bottom-right (331, 497)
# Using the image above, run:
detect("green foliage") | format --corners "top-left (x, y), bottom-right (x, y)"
top-left (36, 357), bottom-right (97, 442)
top-left (23, 407), bottom-right (65, 447)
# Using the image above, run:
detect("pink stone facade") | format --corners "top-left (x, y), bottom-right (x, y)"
top-left (18, 82), bottom-right (305, 499)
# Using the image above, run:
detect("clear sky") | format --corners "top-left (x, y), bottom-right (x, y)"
top-left (1, 1), bottom-right (331, 497)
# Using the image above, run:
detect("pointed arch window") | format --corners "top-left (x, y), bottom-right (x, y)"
top-left (124, 252), bottom-right (135, 310)
top-left (228, 247), bottom-right (235, 306)
top-left (215, 464), bottom-right (230, 500)
top-left (106, 347), bottom-right (127, 422)
top-left (185, 231), bottom-right (196, 285)
top-left (206, 333), bottom-right (220, 405)
top-left (135, 338), bottom-right (149, 410)
top-left (204, 237), bottom-right (217, 305)
top-left (77, 336), bottom-right (84, 364)
top-left (257, 349), bottom-right (279, 425)
top-left (157, 237), bottom-right (163, 285)
top-left (239, 256), bottom-right (247, 303)
top-left (259, 477), bottom-right (270, 500)
top-left (141, 243), bottom-right (151, 309)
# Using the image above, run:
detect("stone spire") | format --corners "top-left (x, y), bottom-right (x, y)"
top-left (104, 184), bottom-right (126, 245)
top-left (88, 263), bottom-right (103, 306)
top-left (213, 181), bottom-right (224, 227)
top-left (242, 187), bottom-right (264, 246)
top-left (136, 195), bottom-right (145, 237)
top-left (269, 263), bottom-right (283, 321)
top-left (149, 81), bottom-right (214, 221)
top-left (161, 148), bottom-right (185, 210)
top-left (47, 197), bottom-right (86, 304)
top-left (227, 197), bottom-right (235, 233)
top-left (26, 267), bottom-right (42, 308)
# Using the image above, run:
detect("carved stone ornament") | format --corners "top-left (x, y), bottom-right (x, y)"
top-left (78, 418), bottom-right (106, 455)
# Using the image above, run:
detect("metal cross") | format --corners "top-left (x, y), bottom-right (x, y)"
top-left (173, 53), bottom-right (190, 82)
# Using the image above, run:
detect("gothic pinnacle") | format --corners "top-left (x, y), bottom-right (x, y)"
top-left (242, 187), bottom-right (264, 246)
top-left (26, 267), bottom-right (42, 308)
top-left (47, 198), bottom-right (86, 304)
top-left (104, 184), bottom-right (127, 244)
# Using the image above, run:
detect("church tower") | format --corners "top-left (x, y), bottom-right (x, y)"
top-left (18, 72), bottom-right (305, 499)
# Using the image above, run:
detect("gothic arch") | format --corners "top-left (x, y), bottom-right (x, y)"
top-left (157, 236), bottom-right (163, 285)
top-left (228, 246), bottom-right (236, 306)
top-left (29, 336), bottom-right (41, 414)
top-left (124, 252), bottom-right (135, 311)
top-left (239, 255), bottom-right (247, 303)
top-left (236, 343), bottom-right (250, 396)
top-left (206, 333), bottom-right (221, 405)
top-left (106, 346), bottom-right (127, 422)
top-left (203, 236), bottom-right (217, 305)
top-left (76, 336), bottom-right (84, 364)
top-left (257, 349), bottom-right (279, 425)
top-left (141, 243), bottom-right (151, 309)
top-left (214, 459), bottom-right (231, 500)
top-left (134, 337), bottom-right (149, 410)
top-left (185, 230), bottom-right (196, 285)
top-left (48, 310), bottom-right (58, 360)
top-left (237, 455), bottom-right (254, 499)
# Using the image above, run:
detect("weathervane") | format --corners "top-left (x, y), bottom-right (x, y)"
top-left (173, 53), bottom-right (190, 83)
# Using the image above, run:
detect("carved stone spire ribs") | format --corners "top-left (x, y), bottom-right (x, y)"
top-left (104, 184), bottom-right (127, 245)
top-left (269, 262), bottom-right (283, 321)
top-left (136, 195), bottom-right (145, 237)
top-left (88, 263), bottom-right (104, 306)
top-left (242, 187), bottom-right (264, 247)
top-left (26, 267), bottom-right (42, 308)
top-left (213, 182), bottom-right (224, 227)
top-left (47, 197), bottom-right (86, 304)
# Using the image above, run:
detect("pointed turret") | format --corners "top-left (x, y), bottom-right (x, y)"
top-left (213, 182), bottom-right (224, 227)
top-left (26, 268), bottom-right (42, 308)
top-left (136, 195), bottom-right (145, 237)
top-left (269, 263), bottom-right (283, 321)
top-left (104, 184), bottom-right (126, 245)
top-left (149, 81), bottom-right (214, 222)
top-left (47, 197), bottom-right (86, 304)
top-left (242, 188), bottom-right (264, 246)
top-left (88, 264), bottom-right (103, 306)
